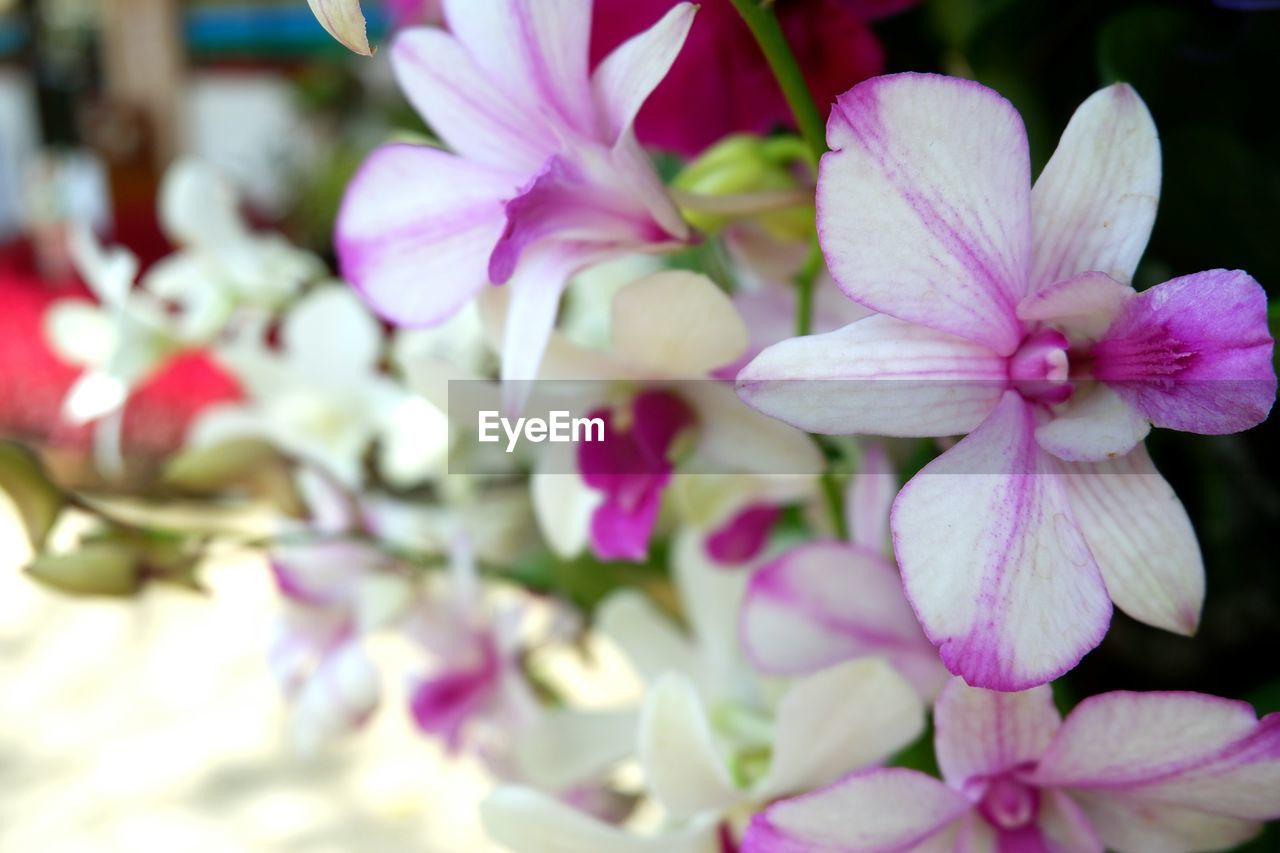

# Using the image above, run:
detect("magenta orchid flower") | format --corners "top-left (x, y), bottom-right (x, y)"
top-left (738, 74), bottom-right (1277, 690)
top-left (740, 445), bottom-right (950, 699)
top-left (744, 678), bottom-right (1280, 853)
top-left (336, 0), bottom-right (695, 411)
top-left (403, 533), bottom-right (539, 758)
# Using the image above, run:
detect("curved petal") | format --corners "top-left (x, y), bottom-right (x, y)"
top-left (891, 392), bottom-right (1113, 691)
top-left (391, 28), bottom-right (557, 172)
top-left (1057, 444), bottom-right (1203, 635)
top-left (818, 73), bottom-right (1030, 354)
top-left (591, 3), bottom-right (696, 143)
top-left (1034, 383), bottom-right (1151, 462)
top-left (335, 144), bottom-right (514, 328)
top-left (306, 0), bottom-right (373, 56)
top-left (44, 301), bottom-right (116, 368)
top-left (1033, 692), bottom-right (1280, 852)
top-left (442, 0), bottom-right (596, 137)
top-left (282, 286), bottom-right (383, 378)
top-left (610, 271), bottom-right (747, 377)
top-left (596, 590), bottom-right (700, 684)
top-left (1029, 84), bottom-right (1160, 292)
top-left (1015, 271), bottom-right (1134, 344)
top-left (736, 315), bottom-right (1008, 437)
top-left (514, 708), bottom-right (639, 791)
top-left (932, 679), bottom-right (1061, 788)
top-left (740, 541), bottom-right (947, 699)
top-left (846, 442), bottom-right (896, 552)
top-left (671, 529), bottom-right (749, 686)
top-left (531, 448), bottom-right (599, 559)
top-left (638, 674), bottom-right (741, 819)
top-left (1091, 269), bottom-right (1276, 435)
top-left (500, 244), bottom-right (594, 414)
top-left (481, 786), bottom-right (717, 853)
top-left (755, 658), bottom-right (926, 801)
top-left (743, 767), bottom-right (970, 853)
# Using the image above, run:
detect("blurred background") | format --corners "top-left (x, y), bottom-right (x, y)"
top-left (0, 0), bottom-right (1277, 850)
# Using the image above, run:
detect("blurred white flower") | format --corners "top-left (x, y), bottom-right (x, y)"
top-left (144, 159), bottom-right (325, 340)
top-left (191, 285), bottom-right (448, 490)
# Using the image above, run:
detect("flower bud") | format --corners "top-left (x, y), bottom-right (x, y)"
top-left (673, 134), bottom-right (814, 239)
top-left (25, 544), bottom-right (144, 597)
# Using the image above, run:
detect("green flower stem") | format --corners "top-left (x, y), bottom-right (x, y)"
top-left (728, 0), bottom-right (828, 165)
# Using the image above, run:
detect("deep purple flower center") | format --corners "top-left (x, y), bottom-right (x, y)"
top-left (977, 775), bottom-right (1040, 830)
top-left (1009, 328), bottom-right (1072, 405)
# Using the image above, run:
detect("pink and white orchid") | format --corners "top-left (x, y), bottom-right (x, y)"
top-left (738, 74), bottom-right (1277, 690)
top-left (335, 0), bottom-right (696, 411)
top-left (483, 531), bottom-right (926, 852)
top-left (495, 269), bottom-right (821, 562)
top-left (740, 445), bottom-right (950, 699)
top-left (744, 678), bottom-right (1280, 853)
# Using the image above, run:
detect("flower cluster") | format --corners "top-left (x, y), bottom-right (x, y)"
top-left (16, 1), bottom-right (1278, 851)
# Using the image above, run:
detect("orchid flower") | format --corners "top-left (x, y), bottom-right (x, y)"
top-left (145, 159), bottom-right (325, 341)
top-left (740, 445), bottom-right (950, 699)
top-left (738, 74), bottom-right (1277, 690)
top-left (503, 270), bottom-right (822, 562)
top-left (484, 531), bottom-right (926, 852)
top-left (45, 227), bottom-right (178, 426)
top-left (745, 677), bottom-right (1280, 853)
top-left (44, 226), bottom-right (196, 475)
top-left (335, 0), bottom-right (696, 412)
top-left (402, 533), bottom-right (542, 761)
top-left (190, 285), bottom-right (448, 490)
top-left (269, 537), bottom-right (413, 753)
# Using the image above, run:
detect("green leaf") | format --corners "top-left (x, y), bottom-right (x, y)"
top-left (164, 438), bottom-right (283, 491)
top-left (0, 442), bottom-right (65, 550)
top-left (25, 543), bottom-right (144, 597)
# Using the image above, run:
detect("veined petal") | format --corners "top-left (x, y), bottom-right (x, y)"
top-left (442, 0), bottom-right (596, 137)
top-left (306, 0), bottom-right (373, 56)
top-left (610, 271), bottom-right (747, 377)
top-left (741, 541), bottom-right (948, 699)
top-left (933, 679), bottom-right (1060, 788)
top-left (1090, 269), bottom-right (1276, 435)
top-left (819, 73), bottom-right (1031, 354)
top-left (736, 314), bottom-right (1008, 437)
top-left (1029, 84), bottom-right (1160, 292)
top-left (391, 28), bottom-right (558, 172)
top-left (639, 673), bottom-right (741, 819)
top-left (282, 286), bottom-right (383, 379)
top-left (891, 392), bottom-right (1113, 690)
top-left (743, 767), bottom-right (971, 853)
top-left (500, 244), bottom-right (594, 414)
top-left (592, 3), bottom-right (696, 143)
top-left (1033, 692), bottom-right (1280, 852)
top-left (1058, 444), bottom-right (1203, 635)
top-left (756, 658), bottom-right (925, 801)
top-left (846, 442), bottom-right (896, 552)
top-left (336, 144), bottom-right (514, 327)
top-left (1034, 383), bottom-right (1151, 462)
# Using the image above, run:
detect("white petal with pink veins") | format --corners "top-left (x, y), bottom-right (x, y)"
top-left (1057, 444), bottom-right (1204, 635)
top-left (891, 392), bottom-right (1113, 690)
top-left (819, 73), bottom-right (1031, 355)
top-left (737, 314), bottom-right (1008, 437)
